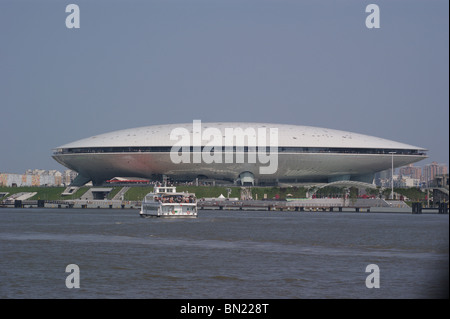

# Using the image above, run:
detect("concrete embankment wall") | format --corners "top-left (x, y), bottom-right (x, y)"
top-left (44, 200), bottom-right (140, 209)
top-left (2, 198), bottom-right (448, 214)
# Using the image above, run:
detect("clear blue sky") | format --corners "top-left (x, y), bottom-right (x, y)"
top-left (1, 0), bottom-right (448, 173)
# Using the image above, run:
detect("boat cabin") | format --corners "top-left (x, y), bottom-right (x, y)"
top-left (144, 186), bottom-right (196, 204)
top-left (154, 186), bottom-right (177, 194)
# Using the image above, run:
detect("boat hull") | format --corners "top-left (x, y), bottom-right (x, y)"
top-left (139, 212), bottom-right (197, 218)
top-left (139, 204), bottom-right (197, 218)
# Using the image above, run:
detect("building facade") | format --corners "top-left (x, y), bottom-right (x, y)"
top-left (52, 122), bottom-right (428, 186)
top-left (423, 162), bottom-right (448, 186)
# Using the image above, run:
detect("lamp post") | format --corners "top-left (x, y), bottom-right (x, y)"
top-left (388, 152), bottom-right (396, 200)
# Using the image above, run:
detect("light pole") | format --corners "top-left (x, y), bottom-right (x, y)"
top-left (388, 152), bottom-right (396, 200)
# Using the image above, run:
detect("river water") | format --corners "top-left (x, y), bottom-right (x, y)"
top-left (0, 208), bottom-right (448, 299)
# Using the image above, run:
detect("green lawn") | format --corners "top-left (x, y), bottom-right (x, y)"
top-left (0, 185), bottom-right (428, 202)
top-left (0, 186), bottom-right (89, 200)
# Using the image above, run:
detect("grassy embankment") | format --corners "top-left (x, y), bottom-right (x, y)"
top-left (0, 185), bottom-right (426, 203)
top-left (0, 186), bottom-right (89, 200)
top-left (124, 186), bottom-right (308, 201)
top-left (0, 186), bottom-right (308, 201)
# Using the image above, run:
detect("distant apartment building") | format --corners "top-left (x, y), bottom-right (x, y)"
top-left (63, 170), bottom-right (78, 185)
top-left (399, 164), bottom-right (422, 180)
top-left (397, 164), bottom-right (422, 187)
top-left (0, 169), bottom-right (78, 187)
top-left (374, 169), bottom-right (390, 187)
top-left (397, 176), bottom-right (421, 188)
top-left (423, 162), bottom-right (448, 186)
top-left (374, 162), bottom-right (447, 188)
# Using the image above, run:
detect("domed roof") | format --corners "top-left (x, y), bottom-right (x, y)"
top-left (57, 122), bottom-right (425, 150)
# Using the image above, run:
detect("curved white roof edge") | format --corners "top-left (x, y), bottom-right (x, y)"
top-left (56, 122), bottom-right (426, 150)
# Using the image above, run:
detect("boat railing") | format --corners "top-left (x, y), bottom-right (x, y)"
top-left (158, 194), bottom-right (196, 204)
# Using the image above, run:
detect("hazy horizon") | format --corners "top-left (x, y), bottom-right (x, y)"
top-left (1, 0), bottom-right (448, 174)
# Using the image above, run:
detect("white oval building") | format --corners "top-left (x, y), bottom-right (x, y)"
top-left (52, 122), bottom-right (427, 186)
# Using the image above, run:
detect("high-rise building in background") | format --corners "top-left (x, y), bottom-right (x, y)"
top-left (0, 169), bottom-right (77, 187)
top-left (399, 164), bottom-right (422, 180)
top-left (423, 162), bottom-right (448, 186)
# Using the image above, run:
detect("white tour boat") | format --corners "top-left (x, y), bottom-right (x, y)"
top-left (139, 186), bottom-right (197, 218)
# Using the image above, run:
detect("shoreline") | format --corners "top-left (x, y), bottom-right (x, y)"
top-left (1, 199), bottom-right (447, 214)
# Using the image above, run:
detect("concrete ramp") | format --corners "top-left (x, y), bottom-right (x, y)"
top-left (112, 187), bottom-right (130, 200)
top-left (80, 188), bottom-right (113, 200)
top-left (8, 192), bottom-right (38, 200)
top-left (384, 200), bottom-right (410, 208)
top-left (61, 186), bottom-right (80, 196)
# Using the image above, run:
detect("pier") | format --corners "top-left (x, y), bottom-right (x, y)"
top-left (197, 198), bottom-right (448, 214)
top-left (198, 199), bottom-right (368, 212)
top-left (1, 197), bottom-right (448, 214)
top-left (0, 199), bottom-right (140, 209)
top-left (412, 202), bottom-right (449, 214)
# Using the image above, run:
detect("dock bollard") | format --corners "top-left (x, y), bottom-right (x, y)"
top-left (439, 202), bottom-right (448, 214)
top-left (412, 202), bottom-right (422, 214)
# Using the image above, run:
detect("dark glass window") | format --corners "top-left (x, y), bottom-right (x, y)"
top-left (54, 146), bottom-right (425, 156)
